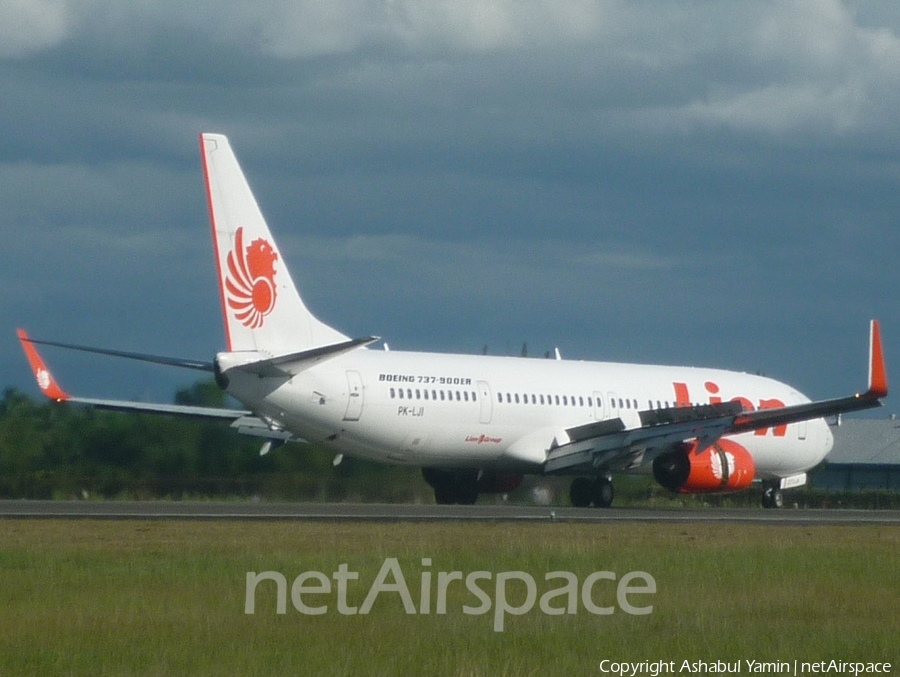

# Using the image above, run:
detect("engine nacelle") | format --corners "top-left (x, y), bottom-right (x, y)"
top-left (653, 439), bottom-right (755, 494)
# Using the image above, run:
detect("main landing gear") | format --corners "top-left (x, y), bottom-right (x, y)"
top-left (423, 469), bottom-right (526, 505)
top-left (569, 476), bottom-right (614, 508)
top-left (422, 468), bottom-right (479, 505)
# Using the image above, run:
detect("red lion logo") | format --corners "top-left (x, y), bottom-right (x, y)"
top-left (225, 227), bottom-right (278, 329)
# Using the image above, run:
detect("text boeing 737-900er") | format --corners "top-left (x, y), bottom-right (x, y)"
top-left (18, 134), bottom-right (889, 508)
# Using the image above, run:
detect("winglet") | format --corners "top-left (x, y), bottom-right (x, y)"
top-left (17, 329), bottom-right (71, 402)
top-left (867, 319), bottom-right (888, 399)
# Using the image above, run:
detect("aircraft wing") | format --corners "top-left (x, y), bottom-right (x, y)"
top-left (18, 328), bottom-right (261, 424)
top-left (545, 320), bottom-right (888, 474)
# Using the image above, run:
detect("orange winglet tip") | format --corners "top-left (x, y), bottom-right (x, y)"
top-left (16, 329), bottom-right (71, 402)
top-left (867, 319), bottom-right (888, 399)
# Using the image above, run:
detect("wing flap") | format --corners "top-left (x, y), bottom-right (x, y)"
top-left (546, 407), bottom-right (738, 474)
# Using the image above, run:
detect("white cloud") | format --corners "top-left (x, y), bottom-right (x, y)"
top-left (668, 0), bottom-right (900, 136)
top-left (20, 0), bottom-right (609, 59)
top-left (681, 82), bottom-right (869, 135)
top-left (7, 1), bottom-right (900, 141)
top-left (188, 0), bottom-right (611, 57)
top-left (0, 0), bottom-right (70, 57)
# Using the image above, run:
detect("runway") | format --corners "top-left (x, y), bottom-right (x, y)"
top-left (1, 500), bottom-right (899, 524)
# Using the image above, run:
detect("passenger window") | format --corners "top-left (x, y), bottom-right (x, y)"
top-left (456, 391), bottom-right (461, 401)
top-left (515, 394), bottom-right (520, 404)
top-left (579, 396), bottom-right (584, 407)
top-left (390, 388), bottom-right (395, 399)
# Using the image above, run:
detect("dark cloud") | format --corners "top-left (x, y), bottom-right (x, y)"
top-left (2, 0), bottom-right (899, 408)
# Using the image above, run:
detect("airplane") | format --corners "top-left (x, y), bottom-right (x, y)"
top-left (18, 133), bottom-right (889, 509)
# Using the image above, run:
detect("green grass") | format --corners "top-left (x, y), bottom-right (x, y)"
top-left (0, 521), bottom-right (897, 676)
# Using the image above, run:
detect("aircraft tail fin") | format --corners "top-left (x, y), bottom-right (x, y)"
top-left (200, 133), bottom-right (348, 353)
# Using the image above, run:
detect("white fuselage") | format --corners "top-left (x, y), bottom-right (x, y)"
top-left (224, 349), bottom-right (833, 481)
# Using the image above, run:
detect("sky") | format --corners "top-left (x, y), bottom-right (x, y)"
top-left (2, 0), bottom-right (899, 415)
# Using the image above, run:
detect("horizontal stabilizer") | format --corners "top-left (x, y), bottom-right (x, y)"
top-left (225, 336), bottom-right (380, 377)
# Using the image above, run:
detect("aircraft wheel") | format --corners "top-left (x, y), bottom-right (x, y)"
top-left (570, 477), bottom-right (593, 508)
top-left (762, 485), bottom-right (784, 509)
top-left (456, 490), bottom-right (478, 505)
top-left (434, 488), bottom-right (455, 505)
top-left (591, 477), bottom-right (614, 508)
top-left (428, 470), bottom-right (479, 505)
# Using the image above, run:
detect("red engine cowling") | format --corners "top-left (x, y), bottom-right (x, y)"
top-left (652, 439), bottom-right (755, 494)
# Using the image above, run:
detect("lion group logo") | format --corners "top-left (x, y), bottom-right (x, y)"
top-left (225, 227), bottom-right (279, 329)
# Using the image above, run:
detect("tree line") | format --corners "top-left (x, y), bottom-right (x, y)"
top-left (0, 381), bottom-right (428, 502)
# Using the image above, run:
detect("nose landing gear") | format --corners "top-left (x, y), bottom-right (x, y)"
top-left (761, 482), bottom-right (784, 509)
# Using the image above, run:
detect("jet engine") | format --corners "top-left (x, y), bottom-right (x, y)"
top-left (652, 439), bottom-right (755, 493)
